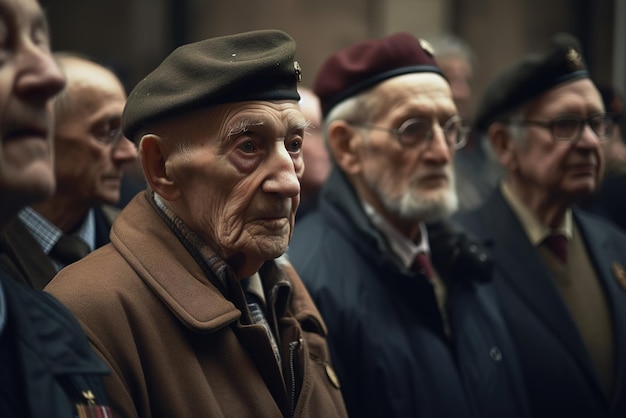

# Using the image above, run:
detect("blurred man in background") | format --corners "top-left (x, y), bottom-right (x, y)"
top-left (428, 34), bottom-right (502, 211)
top-left (297, 87), bottom-right (330, 219)
top-left (457, 33), bottom-right (626, 418)
top-left (0, 53), bottom-right (137, 289)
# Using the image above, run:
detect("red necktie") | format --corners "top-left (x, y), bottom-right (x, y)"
top-left (543, 234), bottom-right (568, 263)
top-left (412, 252), bottom-right (434, 280)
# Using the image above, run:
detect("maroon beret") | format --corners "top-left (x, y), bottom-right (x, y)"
top-left (313, 32), bottom-right (444, 117)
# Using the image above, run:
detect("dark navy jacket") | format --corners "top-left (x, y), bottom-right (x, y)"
top-left (456, 188), bottom-right (626, 418)
top-left (0, 267), bottom-right (109, 417)
top-left (287, 168), bottom-right (530, 418)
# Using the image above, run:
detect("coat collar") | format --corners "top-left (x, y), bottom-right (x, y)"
top-left (111, 192), bottom-right (241, 332)
top-left (110, 192), bottom-right (327, 336)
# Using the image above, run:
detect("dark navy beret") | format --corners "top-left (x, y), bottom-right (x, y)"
top-left (474, 32), bottom-right (589, 132)
top-left (313, 32), bottom-right (444, 117)
top-left (122, 29), bottom-right (302, 140)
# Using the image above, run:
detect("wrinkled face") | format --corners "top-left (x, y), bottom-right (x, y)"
top-left (511, 78), bottom-right (605, 202)
top-left (357, 73), bottom-right (459, 224)
top-left (54, 61), bottom-right (137, 206)
top-left (0, 0), bottom-right (66, 212)
top-left (165, 101), bottom-right (305, 263)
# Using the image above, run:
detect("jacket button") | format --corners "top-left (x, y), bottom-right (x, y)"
top-left (489, 346), bottom-right (502, 362)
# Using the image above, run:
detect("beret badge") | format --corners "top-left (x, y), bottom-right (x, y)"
top-left (294, 61), bottom-right (302, 83)
top-left (419, 39), bottom-right (435, 56)
top-left (566, 48), bottom-right (584, 71)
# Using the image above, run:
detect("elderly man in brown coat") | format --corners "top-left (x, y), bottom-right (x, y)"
top-left (46, 30), bottom-right (347, 418)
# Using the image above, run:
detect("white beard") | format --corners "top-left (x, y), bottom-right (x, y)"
top-left (369, 170), bottom-right (459, 223)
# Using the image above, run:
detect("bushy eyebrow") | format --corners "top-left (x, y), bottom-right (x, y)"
top-left (292, 119), bottom-right (310, 131)
top-left (226, 118), bottom-right (309, 138)
top-left (226, 119), bottom-right (263, 138)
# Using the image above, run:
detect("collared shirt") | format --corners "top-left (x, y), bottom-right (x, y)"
top-left (362, 201), bottom-right (430, 269)
top-left (362, 201), bottom-right (451, 336)
top-left (18, 207), bottom-right (95, 271)
top-left (501, 181), bottom-right (573, 245)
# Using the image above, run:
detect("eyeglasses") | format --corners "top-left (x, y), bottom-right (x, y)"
top-left (349, 116), bottom-right (469, 150)
top-left (94, 126), bottom-right (124, 146)
top-left (509, 114), bottom-right (614, 142)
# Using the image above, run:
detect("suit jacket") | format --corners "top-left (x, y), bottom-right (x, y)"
top-left (455, 188), bottom-right (626, 418)
top-left (0, 205), bottom-right (119, 290)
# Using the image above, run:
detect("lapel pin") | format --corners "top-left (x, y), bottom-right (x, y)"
top-left (612, 262), bottom-right (626, 290)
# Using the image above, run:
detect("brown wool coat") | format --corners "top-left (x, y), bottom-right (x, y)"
top-left (45, 193), bottom-right (347, 418)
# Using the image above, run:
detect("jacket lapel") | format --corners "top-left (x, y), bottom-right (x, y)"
top-left (575, 209), bottom-right (626, 408)
top-left (0, 218), bottom-right (57, 290)
top-left (479, 191), bottom-right (598, 380)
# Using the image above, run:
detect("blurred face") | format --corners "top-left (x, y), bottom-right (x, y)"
top-left (163, 101), bottom-right (305, 269)
top-left (54, 61), bottom-right (137, 206)
top-left (509, 78), bottom-right (605, 203)
top-left (298, 88), bottom-right (330, 198)
top-left (0, 0), bottom-right (66, 217)
top-left (437, 56), bottom-right (472, 119)
top-left (356, 73), bottom-right (459, 227)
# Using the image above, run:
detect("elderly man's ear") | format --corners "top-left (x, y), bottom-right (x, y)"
top-left (488, 122), bottom-right (518, 171)
top-left (327, 120), bottom-right (362, 176)
top-left (139, 134), bottom-right (181, 200)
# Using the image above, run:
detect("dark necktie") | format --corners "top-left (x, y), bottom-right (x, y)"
top-left (50, 234), bottom-right (90, 266)
top-left (412, 252), bottom-right (434, 281)
top-left (543, 233), bottom-right (568, 263)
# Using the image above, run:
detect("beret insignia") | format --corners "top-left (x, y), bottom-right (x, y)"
top-left (419, 39), bottom-right (435, 56)
top-left (566, 47), bottom-right (583, 71)
top-left (294, 61), bottom-right (302, 83)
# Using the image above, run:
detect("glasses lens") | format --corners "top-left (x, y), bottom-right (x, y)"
top-left (551, 118), bottom-right (581, 141)
top-left (399, 119), bottom-right (431, 146)
top-left (444, 117), bottom-right (469, 149)
top-left (590, 116), bottom-right (614, 140)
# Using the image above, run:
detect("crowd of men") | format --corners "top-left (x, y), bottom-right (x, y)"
top-left (1, 1), bottom-right (625, 417)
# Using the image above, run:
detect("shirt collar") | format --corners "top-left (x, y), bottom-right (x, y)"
top-left (362, 200), bottom-right (430, 269)
top-left (19, 207), bottom-right (62, 254)
top-left (501, 181), bottom-right (573, 246)
top-left (152, 191), bottom-right (232, 288)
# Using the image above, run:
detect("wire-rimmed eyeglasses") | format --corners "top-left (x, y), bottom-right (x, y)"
top-left (507, 114), bottom-right (615, 143)
top-left (349, 116), bottom-right (470, 150)
top-left (94, 126), bottom-right (124, 146)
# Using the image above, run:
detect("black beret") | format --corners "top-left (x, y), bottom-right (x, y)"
top-left (313, 32), bottom-right (444, 117)
top-left (474, 32), bottom-right (589, 132)
top-left (122, 29), bottom-right (302, 140)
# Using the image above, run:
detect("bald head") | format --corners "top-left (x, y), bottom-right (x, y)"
top-left (53, 54), bottom-right (126, 124)
top-left (44, 52), bottom-right (137, 212)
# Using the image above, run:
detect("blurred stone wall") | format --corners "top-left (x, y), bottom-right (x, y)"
top-left (43, 0), bottom-right (621, 116)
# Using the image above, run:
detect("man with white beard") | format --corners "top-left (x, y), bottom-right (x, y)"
top-left (287, 32), bottom-right (530, 418)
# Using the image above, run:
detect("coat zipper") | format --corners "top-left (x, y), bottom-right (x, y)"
top-left (288, 338), bottom-right (302, 417)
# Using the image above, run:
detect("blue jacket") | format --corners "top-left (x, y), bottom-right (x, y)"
top-left (456, 188), bottom-right (626, 418)
top-left (287, 168), bottom-right (530, 418)
top-left (0, 267), bottom-right (110, 417)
